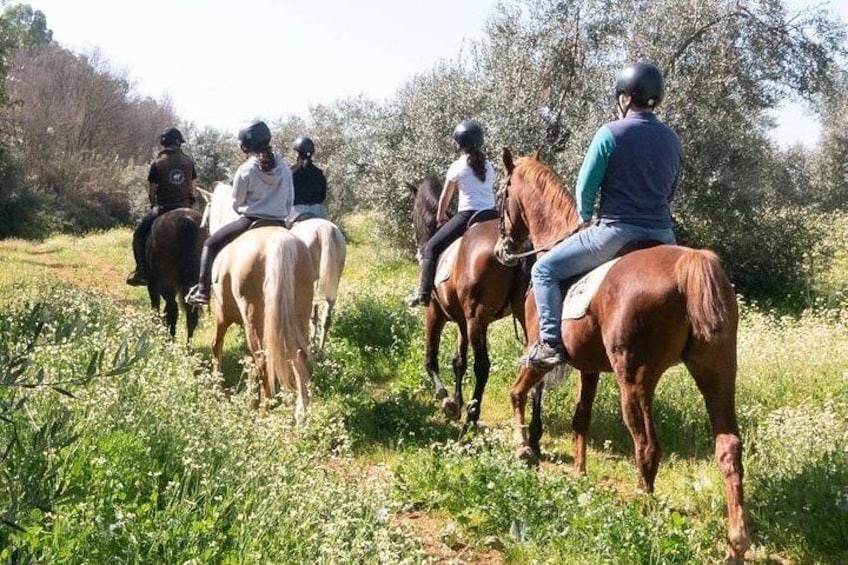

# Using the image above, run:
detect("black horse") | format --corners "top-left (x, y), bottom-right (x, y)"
top-left (145, 208), bottom-right (207, 341)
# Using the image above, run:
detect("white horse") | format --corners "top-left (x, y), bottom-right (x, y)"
top-left (289, 218), bottom-right (346, 352)
top-left (198, 184), bottom-right (314, 423)
top-left (201, 183), bottom-right (346, 353)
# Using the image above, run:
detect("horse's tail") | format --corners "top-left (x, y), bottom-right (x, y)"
top-left (263, 232), bottom-right (311, 392)
top-left (318, 223), bottom-right (347, 301)
top-left (674, 249), bottom-right (737, 341)
top-left (177, 215), bottom-right (200, 297)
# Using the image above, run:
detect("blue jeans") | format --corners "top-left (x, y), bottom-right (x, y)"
top-left (532, 220), bottom-right (676, 343)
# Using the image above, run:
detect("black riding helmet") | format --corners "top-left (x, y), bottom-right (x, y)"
top-left (614, 62), bottom-right (665, 109)
top-left (160, 127), bottom-right (185, 147)
top-left (293, 136), bottom-right (315, 158)
top-left (238, 120), bottom-right (272, 153)
top-left (453, 119), bottom-right (484, 150)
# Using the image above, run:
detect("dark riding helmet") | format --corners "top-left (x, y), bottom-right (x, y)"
top-left (293, 136), bottom-right (315, 158)
top-left (160, 127), bottom-right (185, 147)
top-left (453, 119), bottom-right (484, 150)
top-left (614, 62), bottom-right (665, 109)
top-left (238, 120), bottom-right (272, 152)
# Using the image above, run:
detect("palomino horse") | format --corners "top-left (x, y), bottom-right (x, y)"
top-left (409, 176), bottom-right (530, 427)
top-left (201, 184), bottom-right (346, 352)
top-left (493, 149), bottom-right (749, 561)
top-left (145, 208), bottom-right (207, 342)
top-left (199, 184), bottom-right (314, 423)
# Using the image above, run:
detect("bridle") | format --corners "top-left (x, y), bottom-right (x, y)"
top-left (496, 172), bottom-right (568, 262)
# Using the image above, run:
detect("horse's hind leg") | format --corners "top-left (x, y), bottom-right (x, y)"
top-left (184, 302), bottom-right (199, 343)
top-left (613, 363), bottom-right (662, 491)
top-left (685, 350), bottom-right (749, 562)
top-left (291, 347), bottom-right (311, 426)
top-left (572, 371), bottom-right (600, 476)
top-left (163, 293), bottom-right (179, 338)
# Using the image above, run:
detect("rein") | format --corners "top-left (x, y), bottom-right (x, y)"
top-left (497, 175), bottom-right (577, 259)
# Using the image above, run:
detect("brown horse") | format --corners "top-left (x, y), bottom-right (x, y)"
top-left (145, 208), bottom-right (207, 342)
top-left (494, 149), bottom-right (749, 562)
top-left (202, 184), bottom-right (315, 423)
top-left (409, 176), bottom-right (530, 427)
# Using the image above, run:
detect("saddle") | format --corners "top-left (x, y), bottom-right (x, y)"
top-left (433, 209), bottom-right (499, 286)
top-left (248, 218), bottom-right (287, 230)
top-left (290, 212), bottom-right (318, 225)
top-left (558, 240), bottom-right (664, 320)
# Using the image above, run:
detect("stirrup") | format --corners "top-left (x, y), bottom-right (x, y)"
top-left (522, 340), bottom-right (566, 369)
top-left (185, 285), bottom-right (209, 306)
top-left (126, 272), bottom-right (147, 286)
top-left (404, 291), bottom-right (430, 308)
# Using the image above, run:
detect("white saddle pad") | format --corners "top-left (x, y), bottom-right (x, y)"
top-left (434, 238), bottom-right (463, 286)
top-left (561, 258), bottom-right (620, 319)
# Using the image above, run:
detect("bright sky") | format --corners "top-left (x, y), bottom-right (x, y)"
top-left (17, 0), bottom-right (848, 148)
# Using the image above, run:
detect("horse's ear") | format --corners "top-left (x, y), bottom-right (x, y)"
top-left (196, 186), bottom-right (212, 202)
top-left (531, 148), bottom-right (541, 161)
top-left (405, 181), bottom-right (417, 196)
top-left (502, 147), bottom-right (515, 174)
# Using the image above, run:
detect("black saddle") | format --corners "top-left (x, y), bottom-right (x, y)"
top-left (248, 218), bottom-right (287, 230)
top-left (467, 208), bottom-right (499, 227)
top-left (290, 212), bottom-right (319, 225)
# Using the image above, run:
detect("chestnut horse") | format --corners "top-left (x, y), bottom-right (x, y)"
top-left (200, 184), bottom-right (314, 423)
top-left (145, 208), bottom-right (207, 342)
top-left (409, 176), bottom-right (530, 427)
top-left (493, 149), bottom-right (749, 561)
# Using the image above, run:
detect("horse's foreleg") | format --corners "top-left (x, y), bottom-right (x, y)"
top-left (211, 315), bottom-right (230, 379)
top-left (318, 298), bottom-right (335, 351)
top-left (446, 327), bottom-right (468, 423)
top-left (424, 306), bottom-right (449, 400)
top-left (510, 366), bottom-right (546, 462)
top-left (528, 380), bottom-right (544, 456)
top-left (615, 372), bottom-right (662, 492)
top-left (465, 320), bottom-right (489, 426)
top-left (572, 371), bottom-right (600, 476)
top-left (310, 302), bottom-right (320, 352)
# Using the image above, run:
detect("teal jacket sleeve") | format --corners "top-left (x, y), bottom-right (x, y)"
top-left (575, 126), bottom-right (615, 221)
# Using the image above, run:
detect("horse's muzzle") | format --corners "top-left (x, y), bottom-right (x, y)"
top-left (494, 237), bottom-right (519, 267)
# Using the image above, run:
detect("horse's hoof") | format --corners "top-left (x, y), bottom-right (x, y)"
top-left (441, 397), bottom-right (461, 421)
top-left (516, 445), bottom-right (538, 464)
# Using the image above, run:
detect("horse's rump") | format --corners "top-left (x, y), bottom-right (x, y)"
top-left (586, 245), bottom-right (736, 345)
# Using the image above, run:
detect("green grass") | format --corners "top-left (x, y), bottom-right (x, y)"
top-left (1, 222), bottom-right (846, 564)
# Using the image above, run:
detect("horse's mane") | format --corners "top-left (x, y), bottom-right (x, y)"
top-left (514, 157), bottom-right (579, 234)
top-left (411, 175), bottom-right (443, 244)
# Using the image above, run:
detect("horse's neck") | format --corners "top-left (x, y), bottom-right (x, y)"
top-left (523, 186), bottom-right (579, 247)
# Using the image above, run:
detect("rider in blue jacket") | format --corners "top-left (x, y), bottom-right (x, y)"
top-left (525, 62), bottom-right (683, 369)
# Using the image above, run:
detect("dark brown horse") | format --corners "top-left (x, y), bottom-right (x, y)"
top-left (494, 149), bottom-right (749, 561)
top-left (145, 208), bottom-right (207, 341)
top-left (409, 176), bottom-right (530, 427)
